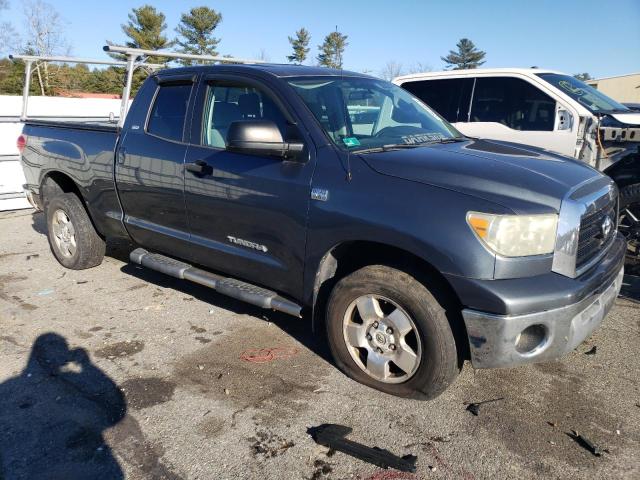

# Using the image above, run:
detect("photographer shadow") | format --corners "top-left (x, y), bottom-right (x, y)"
top-left (0, 333), bottom-right (125, 480)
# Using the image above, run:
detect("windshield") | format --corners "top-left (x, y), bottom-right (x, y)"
top-left (287, 76), bottom-right (462, 152)
top-left (537, 73), bottom-right (629, 114)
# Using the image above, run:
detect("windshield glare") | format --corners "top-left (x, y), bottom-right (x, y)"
top-left (287, 77), bottom-right (461, 151)
top-left (537, 73), bottom-right (629, 113)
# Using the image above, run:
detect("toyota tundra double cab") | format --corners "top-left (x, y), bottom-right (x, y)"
top-left (19, 63), bottom-right (625, 399)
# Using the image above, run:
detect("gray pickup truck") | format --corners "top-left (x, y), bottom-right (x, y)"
top-left (19, 63), bottom-right (625, 399)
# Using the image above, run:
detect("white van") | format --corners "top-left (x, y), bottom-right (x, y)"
top-left (393, 69), bottom-right (640, 264)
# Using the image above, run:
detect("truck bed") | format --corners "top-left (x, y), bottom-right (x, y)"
top-left (21, 121), bottom-right (125, 238)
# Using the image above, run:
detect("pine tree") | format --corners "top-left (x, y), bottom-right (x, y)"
top-left (107, 5), bottom-right (173, 63)
top-left (175, 6), bottom-right (222, 65)
top-left (317, 31), bottom-right (348, 69)
top-left (287, 28), bottom-right (310, 64)
top-left (441, 38), bottom-right (486, 70)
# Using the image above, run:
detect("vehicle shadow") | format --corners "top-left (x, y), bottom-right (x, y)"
top-left (119, 262), bottom-right (333, 364)
top-left (0, 333), bottom-right (126, 479)
top-left (621, 273), bottom-right (640, 302)
top-left (30, 211), bottom-right (47, 235)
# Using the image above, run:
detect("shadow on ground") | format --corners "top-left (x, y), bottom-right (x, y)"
top-left (120, 262), bottom-right (333, 364)
top-left (621, 273), bottom-right (640, 302)
top-left (0, 333), bottom-right (126, 479)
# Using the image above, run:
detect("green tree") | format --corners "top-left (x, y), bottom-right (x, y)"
top-left (574, 72), bottom-right (592, 82)
top-left (441, 38), bottom-right (486, 70)
top-left (317, 30), bottom-right (348, 69)
top-left (108, 5), bottom-right (173, 62)
top-left (107, 5), bottom-right (171, 94)
top-left (287, 28), bottom-right (310, 64)
top-left (175, 6), bottom-right (222, 64)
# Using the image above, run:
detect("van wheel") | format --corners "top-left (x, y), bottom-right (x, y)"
top-left (619, 184), bottom-right (640, 266)
top-left (326, 265), bottom-right (459, 400)
top-left (46, 193), bottom-right (105, 270)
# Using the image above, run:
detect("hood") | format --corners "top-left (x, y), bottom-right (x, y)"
top-left (359, 139), bottom-right (602, 214)
top-left (610, 112), bottom-right (640, 126)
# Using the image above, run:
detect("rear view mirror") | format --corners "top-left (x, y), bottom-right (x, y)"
top-left (227, 120), bottom-right (304, 160)
top-left (556, 109), bottom-right (573, 131)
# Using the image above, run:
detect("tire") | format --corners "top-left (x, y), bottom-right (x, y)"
top-left (619, 184), bottom-right (640, 266)
top-left (45, 193), bottom-right (106, 270)
top-left (326, 265), bottom-right (459, 400)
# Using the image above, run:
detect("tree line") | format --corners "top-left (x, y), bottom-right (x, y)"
top-left (0, 1), bottom-right (593, 97)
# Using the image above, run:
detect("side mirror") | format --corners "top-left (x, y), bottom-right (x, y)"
top-left (226, 120), bottom-right (304, 159)
top-left (556, 109), bottom-right (573, 131)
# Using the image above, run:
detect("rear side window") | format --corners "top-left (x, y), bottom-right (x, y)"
top-left (147, 83), bottom-right (193, 142)
top-left (470, 77), bottom-right (556, 131)
top-left (401, 78), bottom-right (473, 123)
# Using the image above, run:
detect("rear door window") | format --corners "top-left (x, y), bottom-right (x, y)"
top-left (470, 77), bottom-right (556, 131)
top-left (147, 83), bottom-right (193, 142)
top-left (401, 78), bottom-right (473, 123)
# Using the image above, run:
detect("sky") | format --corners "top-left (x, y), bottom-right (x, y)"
top-left (3, 0), bottom-right (639, 79)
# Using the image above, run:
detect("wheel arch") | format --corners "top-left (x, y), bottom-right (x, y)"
top-left (604, 154), bottom-right (640, 190)
top-left (40, 170), bottom-right (84, 206)
top-left (310, 240), bottom-right (469, 363)
top-left (39, 170), bottom-right (105, 239)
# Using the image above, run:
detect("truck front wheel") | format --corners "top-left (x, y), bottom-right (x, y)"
top-left (619, 184), bottom-right (640, 265)
top-left (326, 265), bottom-right (459, 400)
top-left (46, 193), bottom-right (105, 270)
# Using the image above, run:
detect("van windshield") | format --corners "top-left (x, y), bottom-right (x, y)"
top-left (287, 76), bottom-right (462, 152)
top-left (536, 73), bottom-right (629, 114)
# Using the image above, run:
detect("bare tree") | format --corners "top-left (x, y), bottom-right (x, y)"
top-left (406, 62), bottom-right (432, 74)
top-left (379, 61), bottom-right (405, 81)
top-left (256, 48), bottom-right (270, 62)
top-left (22, 0), bottom-right (68, 94)
top-left (0, 0), bottom-right (18, 54)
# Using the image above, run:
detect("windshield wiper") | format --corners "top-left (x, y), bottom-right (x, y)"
top-left (353, 143), bottom-right (422, 154)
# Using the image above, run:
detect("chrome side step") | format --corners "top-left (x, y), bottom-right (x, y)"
top-left (129, 248), bottom-right (302, 317)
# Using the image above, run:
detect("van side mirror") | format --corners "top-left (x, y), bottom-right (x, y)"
top-left (226, 120), bottom-right (304, 160)
top-left (556, 109), bottom-right (573, 131)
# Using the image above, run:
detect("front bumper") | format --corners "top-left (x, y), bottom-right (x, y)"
top-left (462, 265), bottom-right (624, 369)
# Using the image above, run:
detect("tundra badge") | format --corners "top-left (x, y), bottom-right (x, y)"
top-left (227, 236), bottom-right (268, 252)
top-left (311, 188), bottom-right (329, 202)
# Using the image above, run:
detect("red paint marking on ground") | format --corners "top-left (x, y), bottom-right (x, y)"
top-left (422, 443), bottom-right (475, 480)
top-left (239, 346), bottom-right (299, 363)
top-left (359, 471), bottom-right (417, 480)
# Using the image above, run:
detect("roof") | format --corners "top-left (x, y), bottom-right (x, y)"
top-left (155, 63), bottom-right (372, 79)
top-left (393, 67), bottom-right (563, 83)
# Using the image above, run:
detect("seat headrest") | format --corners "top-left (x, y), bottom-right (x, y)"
top-left (239, 93), bottom-right (261, 118)
top-left (212, 102), bottom-right (242, 126)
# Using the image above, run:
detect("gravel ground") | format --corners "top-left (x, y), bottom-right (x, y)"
top-left (1, 209), bottom-right (639, 480)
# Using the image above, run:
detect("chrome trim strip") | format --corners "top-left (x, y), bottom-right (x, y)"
top-left (552, 178), bottom-right (617, 278)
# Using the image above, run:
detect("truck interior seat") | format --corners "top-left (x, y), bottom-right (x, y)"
top-left (210, 101), bottom-right (242, 147)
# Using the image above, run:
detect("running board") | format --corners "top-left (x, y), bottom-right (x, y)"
top-left (129, 248), bottom-right (302, 317)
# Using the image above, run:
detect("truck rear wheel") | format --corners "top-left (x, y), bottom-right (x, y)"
top-left (46, 193), bottom-right (105, 270)
top-left (619, 184), bottom-right (640, 266)
top-left (326, 265), bottom-right (459, 400)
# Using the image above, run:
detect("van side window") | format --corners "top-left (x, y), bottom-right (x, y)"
top-left (202, 82), bottom-right (289, 148)
top-left (401, 78), bottom-right (473, 123)
top-left (470, 77), bottom-right (556, 131)
top-left (147, 84), bottom-right (193, 142)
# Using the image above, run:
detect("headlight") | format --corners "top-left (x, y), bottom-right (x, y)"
top-left (467, 212), bottom-right (558, 257)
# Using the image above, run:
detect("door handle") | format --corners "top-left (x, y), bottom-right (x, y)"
top-left (117, 148), bottom-right (126, 164)
top-left (185, 160), bottom-right (210, 175)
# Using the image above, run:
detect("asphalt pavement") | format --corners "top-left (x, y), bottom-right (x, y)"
top-left (0, 209), bottom-right (638, 479)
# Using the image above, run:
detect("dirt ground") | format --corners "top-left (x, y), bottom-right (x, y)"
top-left (1, 209), bottom-right (639, 480)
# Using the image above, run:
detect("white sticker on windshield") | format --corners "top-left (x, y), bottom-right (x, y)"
top-left (401, 133), bottom-right (446, 144)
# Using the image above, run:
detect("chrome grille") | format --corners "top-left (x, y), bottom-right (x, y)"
top-left (576, 196), bottom-right (617, 269)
